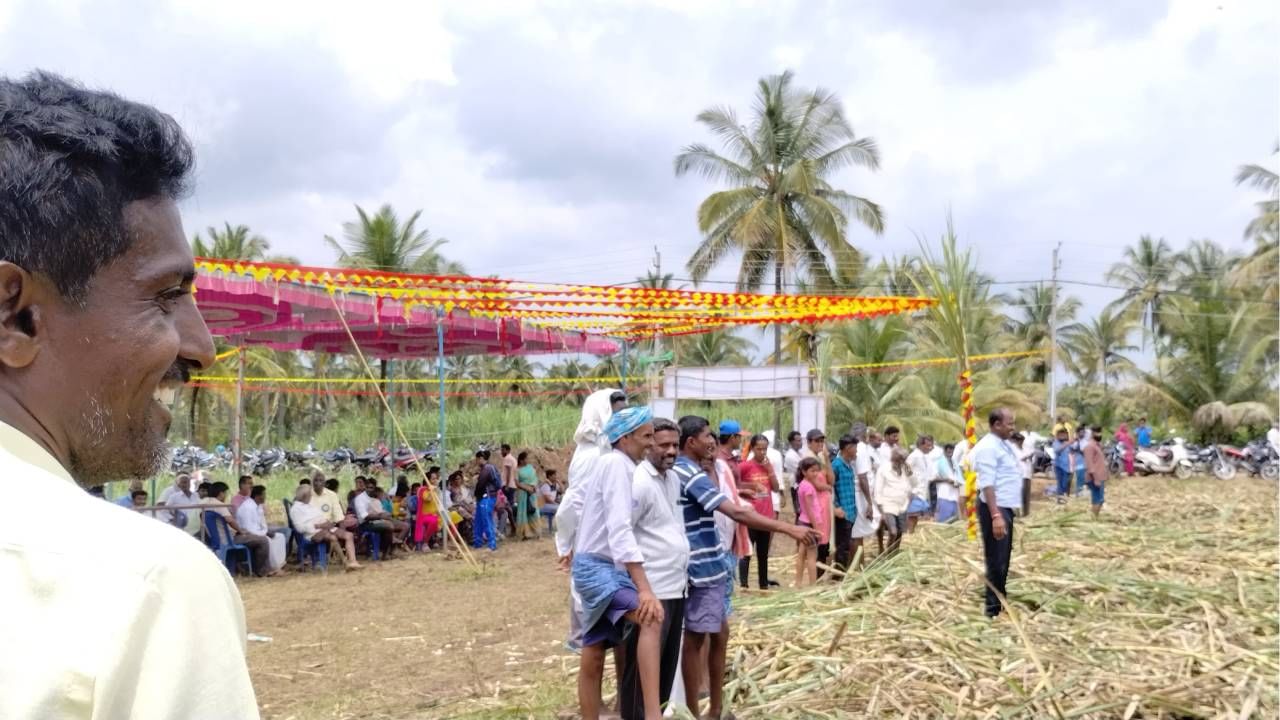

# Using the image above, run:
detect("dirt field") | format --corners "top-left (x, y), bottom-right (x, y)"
top-left (240, 536), bottom-right (576, 720)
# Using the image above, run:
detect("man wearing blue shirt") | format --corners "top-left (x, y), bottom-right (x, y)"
top-left (1136, 417), bottom-right (1153, 449)
top-left (1051, 427), bottom-right (1074, 502)
top-left (973, 407), bottom-right (1022, 618)
top-left (830, 435), bottom-right (860, 571)
top-left (674, 415), bottom-right (816, 720)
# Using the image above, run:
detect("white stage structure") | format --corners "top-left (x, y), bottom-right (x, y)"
top-left (650, 365), bottom-right (826, 433)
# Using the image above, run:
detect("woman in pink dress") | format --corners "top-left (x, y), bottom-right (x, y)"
top-left (1114, 424), bottom-right (1135, 477)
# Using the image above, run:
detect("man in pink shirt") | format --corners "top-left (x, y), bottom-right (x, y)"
top-left (230, 475), bottom-right (253, 512)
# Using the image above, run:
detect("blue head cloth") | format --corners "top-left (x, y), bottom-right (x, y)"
top-left (604, 406), bottom-right (653, 444)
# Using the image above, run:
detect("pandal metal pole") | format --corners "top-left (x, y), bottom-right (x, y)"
top-left (436, 308), bottom-right (449, 551)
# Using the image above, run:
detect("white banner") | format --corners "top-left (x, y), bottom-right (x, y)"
top-left (661, 365), bottom-right (812, 400)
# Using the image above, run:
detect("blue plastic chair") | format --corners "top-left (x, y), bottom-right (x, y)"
top-left (360, 527), bottom-right (382, 560)
top-left (282, 500), bottom-right (329, 571)
top-left (204, 511), bottom-right (253, 576)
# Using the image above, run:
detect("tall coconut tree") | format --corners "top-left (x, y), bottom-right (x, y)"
top-left (1105, 235), bottom-right (1176, 355)
top-left (1002, 283), bottom-right (1081, 383)
top-left (1236, 145), bottom-right (1278, 243)
top-left (1061, 309), bottom-right (1136, 391)
top-left (326, 204), bottom-right (463, 436)
top-left (675, 70), bottom-right (883, 390)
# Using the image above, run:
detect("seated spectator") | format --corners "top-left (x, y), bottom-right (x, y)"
top-left (204, 481), bottom-right (269, 575)
top-left (392, 484), bottom-right (410, 521)
top-left (346, 476), bottom-right (368, 512)
top-left (130, 489), bottom-right (148, 510)
top-left (233, 485), bottom-right (284, 576)
top-left (323, 478), bottom-right (358, 531)
top-left (352, 482), bottom-right (404, 558)
top-left (537, 473), bottom-right (560, 533)
top-left (158, 474), bottom-right (200, 536)
top-left (116, 478), bottom-right (145, 508)
top-left (377, 486), bottom-right (394, 515)
top-left (414, 474), bottom-right (443, 552)
top-left (290, 485), bottom-right (362, 570)
top-left (230, 475), bottom-right (254, 512)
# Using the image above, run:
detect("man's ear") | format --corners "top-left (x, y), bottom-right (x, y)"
top-left (0, 262), bottom-right (44, 369)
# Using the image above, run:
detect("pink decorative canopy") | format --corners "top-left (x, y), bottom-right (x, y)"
top-left (194, 268), bottom-right (619, 359)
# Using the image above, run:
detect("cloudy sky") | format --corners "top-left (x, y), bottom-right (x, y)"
top-left (2, 0), bottom-right (1276, 345)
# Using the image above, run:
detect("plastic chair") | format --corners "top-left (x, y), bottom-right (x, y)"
top-left (203, 511), bottom-right (253, 576)
top-left (282, 500), bottom-right (329, 571)
top-left (360, 527), bottom-right (382, 560)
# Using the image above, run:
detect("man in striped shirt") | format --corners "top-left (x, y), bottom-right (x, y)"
top-left (674, 415), bottom-right (817, 720)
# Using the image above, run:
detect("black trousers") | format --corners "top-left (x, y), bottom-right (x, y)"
top-left (738, 528), bottom-right (772, 588)
top-left (833, 517), bottom-right (853, 570)
top-left (978, 501), bottom-right (1015, 617)
top-left (618, 597), bottom-right (685, 720)
top-left (815, 542), bottom-right (830, 578)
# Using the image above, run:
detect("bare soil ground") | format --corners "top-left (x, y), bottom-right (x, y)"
top-left (241, 536), bottom-right (575, 720)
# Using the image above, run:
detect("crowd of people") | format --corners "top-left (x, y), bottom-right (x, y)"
top-left (94, 442), bottom-right (575, 577)
top-left (549, 388), bottom-right (1129, 720)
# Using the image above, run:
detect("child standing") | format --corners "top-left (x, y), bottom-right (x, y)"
top-left (794, 458), bottom-right (831, 587)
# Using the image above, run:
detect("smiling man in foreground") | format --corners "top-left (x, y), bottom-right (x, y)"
top-left (0, 72), bottom-right (258, 718)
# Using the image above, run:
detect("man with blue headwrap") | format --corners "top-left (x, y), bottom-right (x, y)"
top-left (572, 405), bottom-right (665, 720)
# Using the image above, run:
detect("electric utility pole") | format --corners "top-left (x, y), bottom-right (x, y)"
top-left (1047, 243), bottom-right (1062, 421)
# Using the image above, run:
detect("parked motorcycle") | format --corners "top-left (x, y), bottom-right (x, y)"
top-left (1105, 442), bottom-right (1125, 476)
top-left (324, 446), bottom-right (356, 471)
top-left (1222, 440), bottom-right (1280, 481)
top-left (1134, 438), bottom-right (1193, 480)
top-left (351, 443), bottom-right (390, 473)
top-left (1031, 441), bottom-right (1053, 477)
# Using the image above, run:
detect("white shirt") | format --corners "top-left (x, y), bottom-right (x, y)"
top-left (572, 450), bottom-right (643, 566)
top-left (555, 443), bottom-right (605, 557)
top-left (631, 460), bottom-right (691, 600)
top-left (289, 500), bottom-right (326, 540)
top-left (161, 489), bottom-right (200, 535)
top-left (974, 432), bottom-right (1023, 509)
top-left (782, 447), bottom-right (802, 488)
top-left (877, 443), bottom-right (897, 467)
top-left (235, 499), bottom-right (269, 537)
top-left (935, 457), bottom-right (960, 503)
top-left (1268, 427), bottom-right (1280, 454)
top-left (1010, 439), bottom-right (1033, 479)
top-left (352, 490), bottom-right (374, 523)
top-left (906, 449), bottom-right (935, 501)
top-left (0, 421), bottom-right (258, 719)
top-left (873, 463), bottom-right (913, 516)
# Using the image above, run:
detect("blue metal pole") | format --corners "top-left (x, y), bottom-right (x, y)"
top-left (620, 340), bottom-right (628, 395)
top-left (436, 308), bottom-right (448, 547)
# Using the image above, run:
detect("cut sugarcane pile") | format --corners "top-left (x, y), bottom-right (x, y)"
top-left (725, 477), bottom-right (1278, 719)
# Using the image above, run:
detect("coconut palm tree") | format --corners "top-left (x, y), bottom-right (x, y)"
top-left (1236, 145), bottom-right (1278, 242)
top-left (675, 72), bottom-right (882, 290)
top-left (820, 317), bottom-right (961, 440)
top-left (675, 329), bottom-right (755, 367)
top-left (675, 70), bottom-right (883, 398)
top-left (1061, 309), bottom-right (1136, 391)
top-left (192, 222), bottom-right (270, 261)
top-left (1002, 283), bottom-right (1081, 383)
top-left (636, 270), bottom-right (678, 290)
top-left (326, 204), bottom-right (464, 434)
top-left (1134, 272), bottom-right (1278, 430)
top-left (1105, 235), bottom-right (1176, 355)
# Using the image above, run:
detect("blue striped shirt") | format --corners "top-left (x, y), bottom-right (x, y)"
top-left (673, 456), bottom-right (729, 588)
